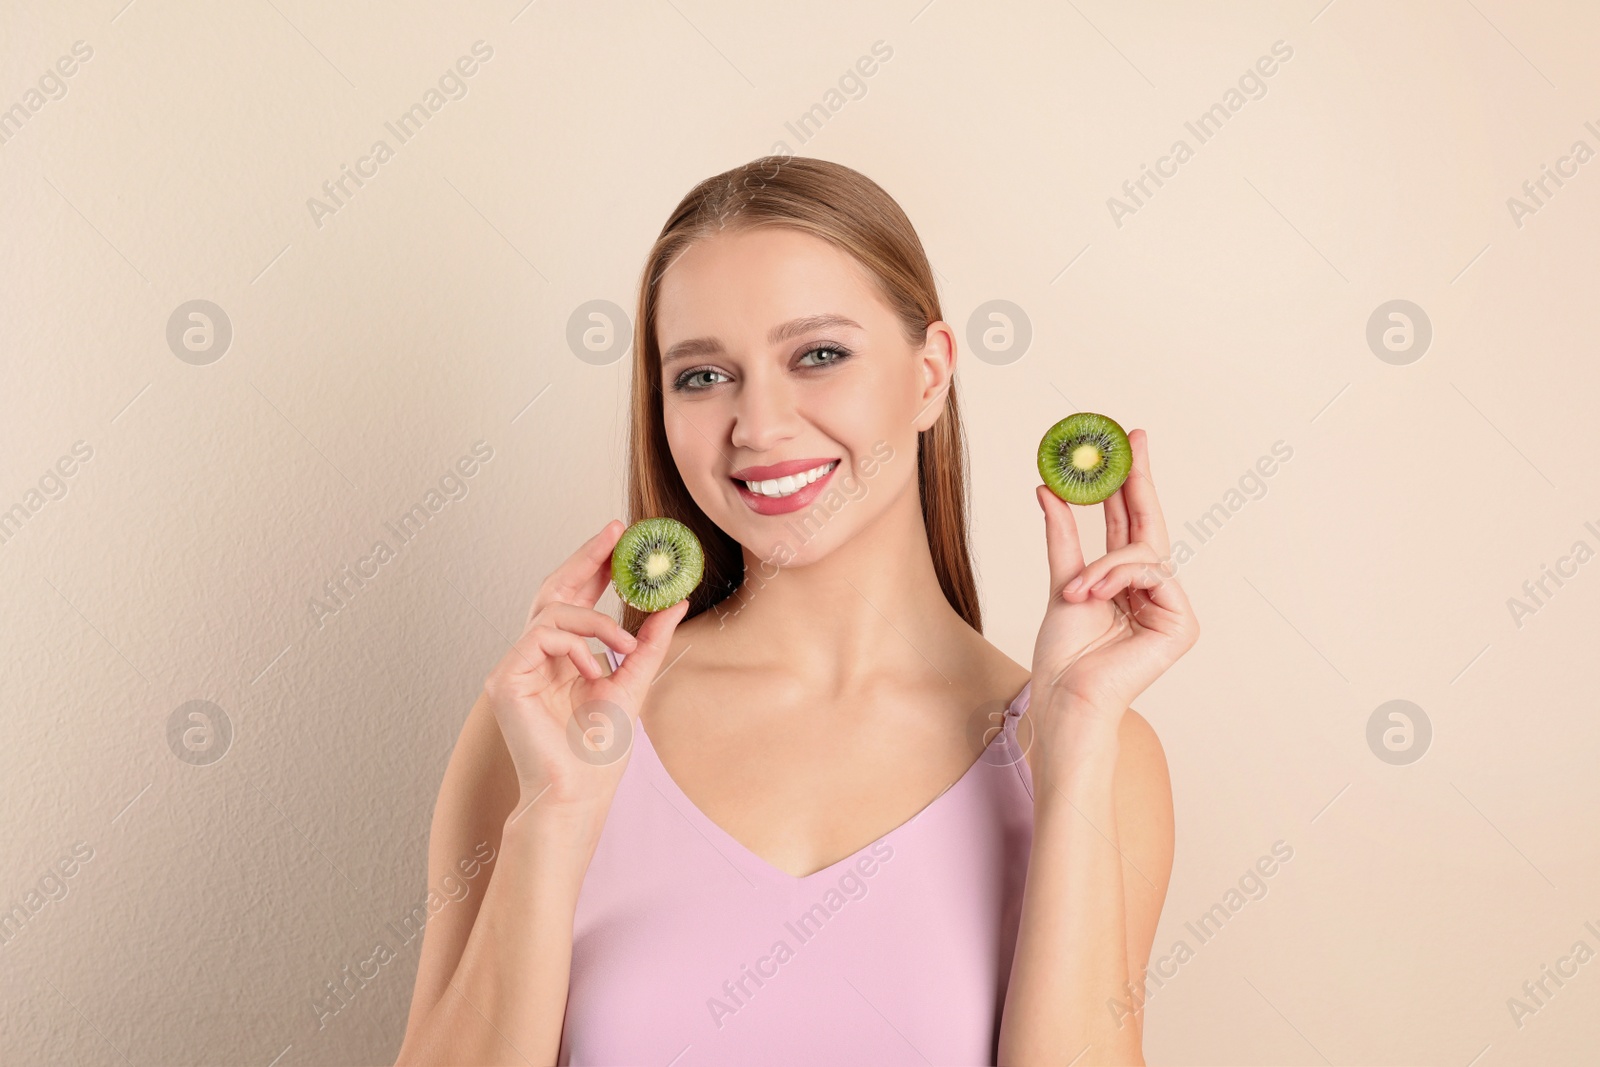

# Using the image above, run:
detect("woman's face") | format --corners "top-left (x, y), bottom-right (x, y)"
top-left (655, 225), bottom-right (953, 568)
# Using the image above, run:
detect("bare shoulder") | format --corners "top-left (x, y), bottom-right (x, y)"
top-left (1117, 708), bottom-right (1170, 778)
top-left (1113, 708), bottom-right (1175, 894)
top-left (1112, 708), bottom-right (1174, 827)
top-left (1114, 708), bottom-right (1176, 982)
top-left (965, 630), bottom-right (1032, 705)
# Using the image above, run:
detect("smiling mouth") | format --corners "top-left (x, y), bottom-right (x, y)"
top-left (734, 460), bottom-right (840, 499)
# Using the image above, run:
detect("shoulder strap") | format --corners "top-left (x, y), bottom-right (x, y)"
top-left (1005, 679), bottom-right (1033, 721)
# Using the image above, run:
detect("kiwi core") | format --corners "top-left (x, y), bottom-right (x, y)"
top-left (644, 551), bottom-right (674, 580)
top-left (1070, 443), bottom-right (1102, 471)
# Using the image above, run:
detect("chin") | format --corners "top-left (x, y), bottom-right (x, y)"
top-left (740, 523), bottom-right (833, 578)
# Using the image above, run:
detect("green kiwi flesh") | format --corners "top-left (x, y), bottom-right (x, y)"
top-left (1037, 412), bottom-right (1132, 505)
top-left (611, 517), bottom-right (705, 612)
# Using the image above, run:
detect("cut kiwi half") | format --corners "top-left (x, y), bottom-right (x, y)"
top-left (611, 517), bottom-right (705, 612)
top-left (1037, 412), bottom-right (1132, 505)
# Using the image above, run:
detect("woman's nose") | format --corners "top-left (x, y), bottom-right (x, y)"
top-left (728, 372), bottom-right (799, 452)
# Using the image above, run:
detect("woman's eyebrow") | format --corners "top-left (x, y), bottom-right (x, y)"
top-left (661, 314), bottom-right (864, 369)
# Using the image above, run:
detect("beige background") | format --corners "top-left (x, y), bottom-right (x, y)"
top-left (3, 0), bottom-right (1597, 1064)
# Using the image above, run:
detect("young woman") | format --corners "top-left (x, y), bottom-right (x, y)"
top-left (395, 157), bottom-right (1199, 1066)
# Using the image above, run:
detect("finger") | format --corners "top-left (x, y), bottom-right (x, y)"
top-left (609, 598), bottom-right (691, 709)
top-left (546, 564), bottom-right (616, 627)
top-left (531, 627), bottom-right (604, 681)
top-left (530, 520), bottom-right (626, 622)
top-left (521, 627), bottom-right (601, 684)
top-left (1103, 483), bottom-right (1130, 554)
top-left (1123, 429), bottom-right (1171, 557)
top-left (536, 602), bottom-right (639, 656)
top-left (1037, 484), bottom-right (1086, 593)
top-left (490, 624), bottom-right (600, 696)
top-left (1085, 560), bottom-right (1195, 622)
top-left (1101, 487), bottom-right (1133, 618)
top-left (1063, 542), bottom-right (1158, 601)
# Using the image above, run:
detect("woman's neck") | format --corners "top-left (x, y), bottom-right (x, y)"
top-left (700, 482), bottom-right (966, 692)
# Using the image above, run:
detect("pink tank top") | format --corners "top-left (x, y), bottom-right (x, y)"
top-left (557, 649), bottom-right (1036, 1065)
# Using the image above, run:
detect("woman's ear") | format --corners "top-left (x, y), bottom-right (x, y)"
top-left (912, 320), bottom-right (957, 432)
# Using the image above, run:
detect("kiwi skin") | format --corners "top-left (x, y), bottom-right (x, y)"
top-left (1037, 412), bottom-right (1133, 506)
top-left (611, 517), bottom-right (705, 612)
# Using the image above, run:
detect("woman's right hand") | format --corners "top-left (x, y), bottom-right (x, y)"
top-left (482, 519), bottom-right (690, 827)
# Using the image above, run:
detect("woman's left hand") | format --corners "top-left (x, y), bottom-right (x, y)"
top-left (1030, 428), bottom-right (1200, 733)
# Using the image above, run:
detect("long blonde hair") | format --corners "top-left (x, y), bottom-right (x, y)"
top-left (622, 156), bottom-right (982, 635)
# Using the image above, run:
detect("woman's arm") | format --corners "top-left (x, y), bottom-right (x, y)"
top-left (1003, 429), bottom-right (1194, 1064)
top-left (394, 521), bottom-right (688, 1064)
top-left (392, 691), bottom-right (599, 1066)
top-left (997, 702), bottom-right (1174, 1066)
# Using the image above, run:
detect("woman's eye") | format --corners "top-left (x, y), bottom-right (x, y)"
top-left (674, 368), bottom-right (728, 391)
top-left (798, 345), bottom-right (849, 368)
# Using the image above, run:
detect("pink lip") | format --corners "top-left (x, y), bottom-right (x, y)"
top-left (732, 459), bottom-right (841, 516)
top-left (729, 456), bottom-right (840, 481)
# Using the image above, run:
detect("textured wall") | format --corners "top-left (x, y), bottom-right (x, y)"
top-left (2, 1), bottom-right (1597, 1064)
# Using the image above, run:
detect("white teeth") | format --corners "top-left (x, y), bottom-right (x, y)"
top-left (743, 460), bottom-right (838, 498)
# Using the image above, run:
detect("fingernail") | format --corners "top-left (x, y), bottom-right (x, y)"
top-left (1066, 576), bottom-right (1084, 593)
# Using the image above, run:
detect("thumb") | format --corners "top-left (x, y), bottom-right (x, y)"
top-left (610, 599), bottom-right (691, 711)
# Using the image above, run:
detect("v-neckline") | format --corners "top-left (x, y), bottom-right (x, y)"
top-left (631, 674), bottom-right (1033, 886)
